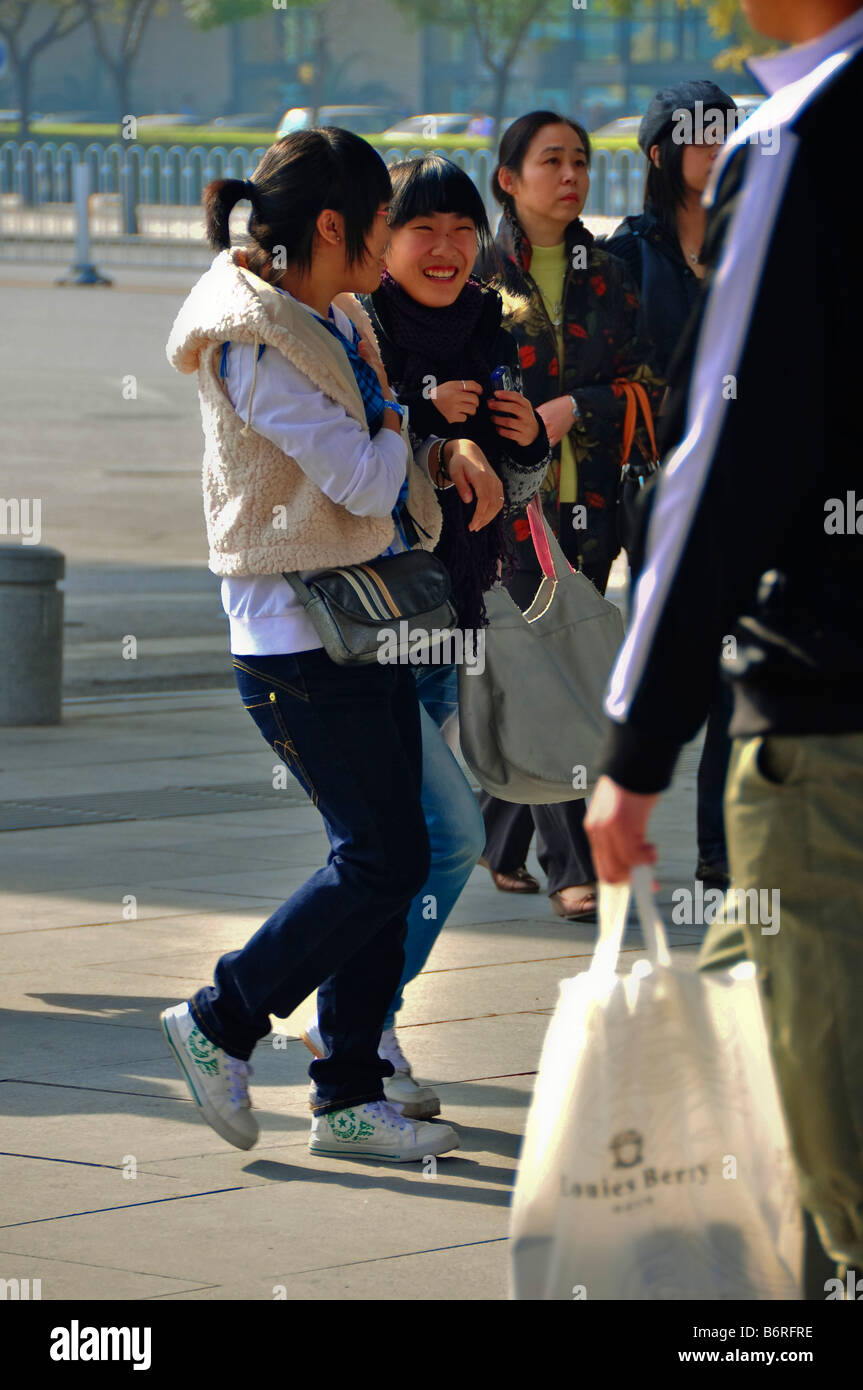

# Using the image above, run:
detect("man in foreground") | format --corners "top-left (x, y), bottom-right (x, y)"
top-left (585, 0), bottom-right (863, 1285)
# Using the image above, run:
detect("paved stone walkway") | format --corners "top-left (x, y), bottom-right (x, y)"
top-left (0, 688), bottom-right (705, 1300)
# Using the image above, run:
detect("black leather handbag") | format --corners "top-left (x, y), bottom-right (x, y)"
top-left (282, 549), bottom-right (457, 667)
top-left (616, 379), bottom-right (660, 555)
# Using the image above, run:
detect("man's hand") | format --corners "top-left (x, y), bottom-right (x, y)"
top-left (536, 394), bottom-right (577, 448)
top-left (431, 379), bottom-right (483, 424)
top-left (488, 390), bottom-right (541, 446)
top-left (584, 775), bottom-right (660, 883)
top-left (445, 439), bottom-right (504, 532)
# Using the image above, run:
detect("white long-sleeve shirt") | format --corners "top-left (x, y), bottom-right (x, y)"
top-left (220, 292), bottom-right (431, 654)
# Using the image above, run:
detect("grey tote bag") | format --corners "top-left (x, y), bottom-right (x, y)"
top-left (458, 497), bottom-right (625, 804)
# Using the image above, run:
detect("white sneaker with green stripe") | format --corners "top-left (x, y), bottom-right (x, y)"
top-left (161, 1002), bottom-right (259, 1151)
top-left (309, 1099), bottom-right (458, 1162)
top-left (301, 1019), bottom-right (441, 1119)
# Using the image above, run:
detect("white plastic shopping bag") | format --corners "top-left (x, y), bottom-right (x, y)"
top-left (510, 866), bottom-right (803, 1300)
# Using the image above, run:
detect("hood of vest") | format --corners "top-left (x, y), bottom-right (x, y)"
top-left (166, 251), bottom-right (386, 435)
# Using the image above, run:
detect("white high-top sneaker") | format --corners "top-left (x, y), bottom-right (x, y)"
top-left (309, 1099), bottom-right (458, 1162)
top-left (161, 1002), bottom-right (258, 1150)
top-left (300, 1019), bottom-right (441, 1119)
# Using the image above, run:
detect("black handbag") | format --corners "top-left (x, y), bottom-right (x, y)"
top-left (616, 379), bottom-right (660, 555)
top-left (282, 548), bottom-right (457, 667)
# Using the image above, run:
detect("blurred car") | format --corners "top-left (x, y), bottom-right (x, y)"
top-left (30, 110), bottom-right (116, 125)
top-left (589, 115), bottom-right (642, 143)
top-left (134, 113), bottom-right (202, 128)
top-left (208, 113), bottom-right (277, 130)
top-left (277, 105), bottom-right (397, 138)
top-left (0, 109), bottom-right (45, 123)
top-left (590, 97), bottom-right (763, 148)
top-left (381, 113), bottom-right (477, 140)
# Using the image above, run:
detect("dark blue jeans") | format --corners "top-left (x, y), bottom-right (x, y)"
top-left (190, 649), bottom-right (430, 1116)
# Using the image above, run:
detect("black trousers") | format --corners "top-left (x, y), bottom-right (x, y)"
top-left (479, 792), bottom-right (594, 895)
top-left (479, 534), bottom-right (610, 895)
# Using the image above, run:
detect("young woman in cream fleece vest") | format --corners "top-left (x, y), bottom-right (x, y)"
top-left (160, 129), bottom-right (503, 1163)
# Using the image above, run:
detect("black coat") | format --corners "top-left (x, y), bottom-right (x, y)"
top-left (478, 213), bottom-right (665, 589)
top-left (360, 280), bottom-right (550, 628)
top-left (603, 209), bottom-right (702, 379)
top-left (362, 282), bottom-right (550, 510)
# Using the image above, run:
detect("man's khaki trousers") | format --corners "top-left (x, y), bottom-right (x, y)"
top-left (699, 732), bottom-right (863, 1270)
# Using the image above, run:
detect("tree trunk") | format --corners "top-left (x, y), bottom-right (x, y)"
top-left (116, 63), bottom-right (132, 135)
top-left (18, 55), bottom-right (33, 144)
top-left (8, 48), bottom-right (36, 203)
top-left (490, 65), bottom-right (510, 156)
top-left (311, 7), bottom-right (328, 123)
top-left (116, 63), bottom-right (138, 233)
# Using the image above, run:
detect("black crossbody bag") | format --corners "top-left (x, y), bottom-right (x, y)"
top-left (282, 512), bottom-right (457, 667)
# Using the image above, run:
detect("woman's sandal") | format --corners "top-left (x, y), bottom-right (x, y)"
top-left (550, 886), bottom-right (598, 921)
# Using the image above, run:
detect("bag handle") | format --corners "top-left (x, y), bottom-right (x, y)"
top-left (617, 379), bottom-right (659, 470)
top-left (282, 571), bottom-right (313, 604)
top-left (526, 494), bottom-right (575, 581)
top-left (592, 864), bottom-right (671, 977)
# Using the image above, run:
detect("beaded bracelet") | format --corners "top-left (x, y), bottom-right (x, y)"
top-left (433, 438), bottom-right (451, 489)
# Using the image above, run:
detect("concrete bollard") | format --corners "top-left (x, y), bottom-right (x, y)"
top-left (56, 163), bottom-right (112, 288)
top-left (0, 545), bottom-right (65, 726)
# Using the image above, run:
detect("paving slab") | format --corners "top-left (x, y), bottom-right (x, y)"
top-left (0, 686), bottom-right (713, 1301)
top-left (0, 1249), bottom-right (216, 1301)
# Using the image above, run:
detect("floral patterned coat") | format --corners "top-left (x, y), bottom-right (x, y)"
top-left (480, 211), bottom-right (665, 588)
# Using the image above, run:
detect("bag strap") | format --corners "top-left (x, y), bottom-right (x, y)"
top-left (282, 571), bottom-right (313, 605)
top-left (630, 380), bottom-right (659, 462)
top-left (617, 379), bottom-right (659, 469)
top-left (526, 495), bottom-right (575, 581)
top-left (591, 864), bottom-right (671, 977)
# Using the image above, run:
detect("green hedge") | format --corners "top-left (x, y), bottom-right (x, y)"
top-left (0, 121), bottom-right (498, 153)
top-left (0, 122), bottom-right (639, 163)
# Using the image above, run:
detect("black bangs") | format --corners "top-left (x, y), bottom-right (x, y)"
top-left (387, 156), bottom-right (492, 254)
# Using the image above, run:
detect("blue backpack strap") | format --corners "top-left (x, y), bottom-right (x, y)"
top-left (219, 341), bottom-right (265, 377)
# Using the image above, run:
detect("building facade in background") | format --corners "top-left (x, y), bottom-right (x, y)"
top-left (1, 0), bottom-right (738, 131)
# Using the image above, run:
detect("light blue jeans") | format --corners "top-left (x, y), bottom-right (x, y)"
top-left (382, 661), bottom-right (486, 1028)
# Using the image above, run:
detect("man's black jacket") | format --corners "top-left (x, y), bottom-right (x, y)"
top-left (599, 41), bottom-right (863, 794)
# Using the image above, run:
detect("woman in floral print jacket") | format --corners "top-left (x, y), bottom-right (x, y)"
top-left (476, 109), bottom-right (664, 924)
top-left (481, 109), bottom-right (664, 596)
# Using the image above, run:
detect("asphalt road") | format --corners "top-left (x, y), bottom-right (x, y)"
top-left (2, 263), bottom-right (234, 697)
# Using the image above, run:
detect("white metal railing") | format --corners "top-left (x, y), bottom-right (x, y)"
top-left (0, 139), bottom-right (642, 271)
top-left (0, 138), bottom-right (643, 220)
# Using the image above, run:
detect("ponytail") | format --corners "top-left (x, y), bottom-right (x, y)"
top-left (200, 130), bottom-right (391, 282)
top-left (203, 178), bottom-right (255, 251)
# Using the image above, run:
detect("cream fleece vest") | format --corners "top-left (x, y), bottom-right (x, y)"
top-left (166, 250), bottom-right (442, 576)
